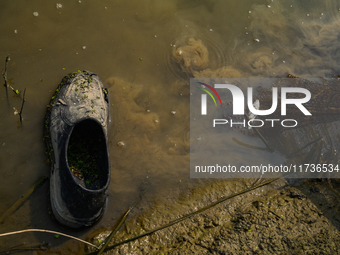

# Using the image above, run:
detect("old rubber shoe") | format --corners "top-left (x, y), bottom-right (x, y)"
top-left (44, 70), bottom-right (110, 228)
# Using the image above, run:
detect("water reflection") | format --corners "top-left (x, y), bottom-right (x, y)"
top-left (0, 0), bottom-right (340, 252)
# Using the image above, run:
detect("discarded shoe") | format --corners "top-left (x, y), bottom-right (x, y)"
top-left (44, 71), bottom-right (110, 228)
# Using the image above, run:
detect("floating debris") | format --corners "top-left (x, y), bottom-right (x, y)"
top-left (117, 141), bottom-right (125, 147)
top-left (13, 107), bottom-right (19, 115)
top-left (33, 12), bottom-right (39, 17)
top-left (58, 98), bottom-right (67, 106)
top-left (56, 3), bottom-right (62, 9)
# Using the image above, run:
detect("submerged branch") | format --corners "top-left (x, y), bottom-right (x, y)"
top-left (286, 137), bottom-right (323, 159)
top-left (0, 176), bottom-right (48, 224)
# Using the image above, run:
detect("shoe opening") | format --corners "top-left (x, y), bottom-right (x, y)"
top-left (67, 119), bottom-right (109, 190)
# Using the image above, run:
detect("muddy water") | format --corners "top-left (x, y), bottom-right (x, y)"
top-left (1, 0), bottom-right (340, 253)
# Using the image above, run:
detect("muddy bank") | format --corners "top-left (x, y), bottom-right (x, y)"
top-left (87, 178), bottom-right (340, 254)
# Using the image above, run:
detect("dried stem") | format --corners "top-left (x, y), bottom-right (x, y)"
top-left (0, 229), bottom-right (99, 249)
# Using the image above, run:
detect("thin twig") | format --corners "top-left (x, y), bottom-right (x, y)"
top-left (250, 177), bottom-right (262, 188)
top-left (86, 178), bottom-right (282, 254)
top-left (0, 176), bottom-right (48, 224)
top-left (2, 54), bottom-right (9, 88)
top-left (1, 55), bottom-right (19, 95)
top-left (19, 88), bottom-right (26, 124)
top-left (9, 86), bottom-right (19, 95)
top-left (0, 229), bottom-right (99, 249)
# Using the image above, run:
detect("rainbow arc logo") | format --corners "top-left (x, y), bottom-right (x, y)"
top-left (196, 82), bottom-right (222, 106)
top-left (197, 82), bottom-right (222, 115)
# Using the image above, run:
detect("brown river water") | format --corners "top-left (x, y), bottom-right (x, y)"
top-left (1, 0), bottom-right (340, 253)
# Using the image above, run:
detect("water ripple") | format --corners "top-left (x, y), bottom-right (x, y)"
top-left (164, 33), bottom-right (228, 80)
